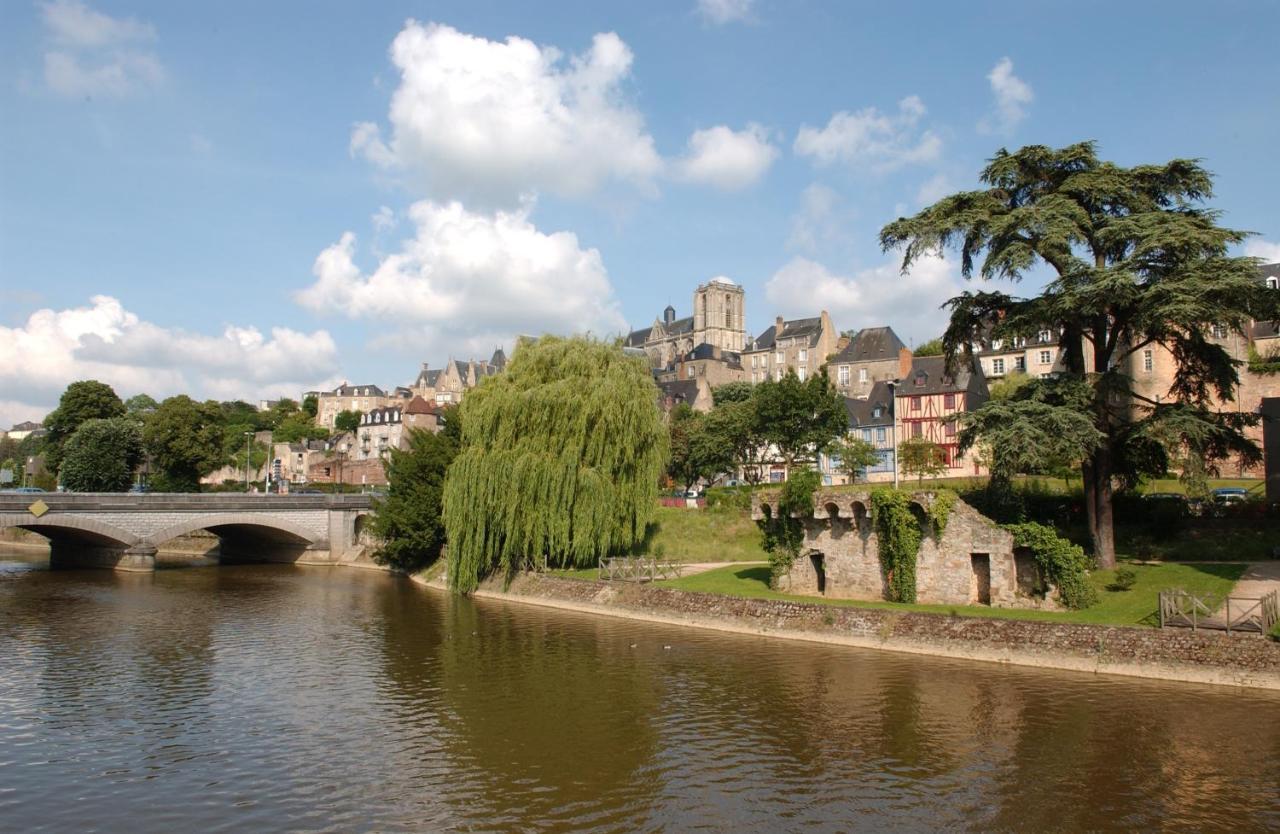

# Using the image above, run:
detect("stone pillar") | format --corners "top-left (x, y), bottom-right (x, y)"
top-left (49, 542), bottom-right (156, 572)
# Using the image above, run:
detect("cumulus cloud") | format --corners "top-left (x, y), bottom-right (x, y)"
top-left (696, 0), bottom-right (755, 25)
top-left (764, 253), bottom-right (962, 344)
top-left (350, 22), bottom-right (662, 207)
top-left (295, 199), bottom-right (628, 358)
top-left (786, 183), bottom-right (851, 253)
top-left (979, 57), bottom-right (1033, 134)
top-left (794, 96), bottom-right (942, 172)
top-left (0, 296), bottom-right (342, 428)
top-left (1245, 239), bottom-right (1280, 264)
top-left (673, 124), bottom-right (777, 190)
top-left (39, 0), bottom-right (164, 97)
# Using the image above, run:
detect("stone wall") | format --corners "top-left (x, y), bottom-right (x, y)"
top-left (458, 573), bottom-right (1280, 690)
top-left (753, 489), bottom-right (1044, 608)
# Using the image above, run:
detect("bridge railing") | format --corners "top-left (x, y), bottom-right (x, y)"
top-left (0, 493), bottom-right (374, 511)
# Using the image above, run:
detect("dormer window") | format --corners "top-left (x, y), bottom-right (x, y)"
top-left (873, 407), bottom-right (883, 419)
top-left (991, 339), bottom-right (1002, 351)
top-left (914, 373), bottom-right (926, 387)
top-left (1039, 330), bottom-right (1052, 343)
top-left (1268, 277), bottom-right (1279, 290)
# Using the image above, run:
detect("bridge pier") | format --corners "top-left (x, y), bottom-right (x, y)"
top-left (49, 542), bottom-right (157, 573)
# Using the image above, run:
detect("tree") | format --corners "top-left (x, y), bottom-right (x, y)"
top-left (830, 436), bottom-right (882, 483)
top-left (371, 421), bottom-right (460, 573)
top-left (711, 381), bottom-right (754, 405)
top-left (913, 337), bottom-right (944, 357)
top-left (125, 393), bottom-right (158, 415)
top-left (987, 370), bottom-right (1034, 402)
top-left (302, 394), bottom-right (318, 419)
top-left (881, 142), bottom-right (1277, 567)
top-left (334, 409), bottom-right (362, 432)
top-left (59, 418), bottom-right (144, 492)
top-left (273, 415), bottom-right (329, 443)
top-left (753, 370), bottom-right (847, 476)
top-left (42, 380), bottom-right (125, 474)
top-left (703, 396), bottom-right (767, 484)
top-left (144, 396), bottom-right (225, 491)
top-left (897, 436), bottom-right (947, 484)
top-left (667, 405), bottom-right (735, 492)
top-left (442, 336), bottom-right (668, 593)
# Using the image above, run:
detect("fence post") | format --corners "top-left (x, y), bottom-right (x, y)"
top-left (1226, 596), bottom-right (1231, 635)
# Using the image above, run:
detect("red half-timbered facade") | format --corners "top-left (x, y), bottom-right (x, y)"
top-left (895, 355), bottom-right (990, 477)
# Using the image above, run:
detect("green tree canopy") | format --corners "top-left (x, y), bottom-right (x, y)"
top-left (43, 380), bottom-right (126, 473)
top-left (144, 396), bottom-right (225, 492)
top-left (372, 416), bottom-right (460, 573)
top-left (334, 409), bottom-right (362, 432)
top-left (753, 370), bottom-right (847, 471)
top-left (666, 404), bottom-right (735, 492)
top-left (913, 337), bottom-right (944, 357)
top-left (443, 336), bottom-right (668, 593)
top-left (897, 436), bottom-right (947, 484)
top-left (830, 436), bottom-right (882, 483)
top-left (60, 418), bottom-right (144, 492)
top-left (125, 393), bottom-right (158, 415)
top-left (302, 394), bottom-right (319, 419)
top-left (702, 395), bottom-right (767, 485)
top-left (881, 141), bottom-right (1278, 566)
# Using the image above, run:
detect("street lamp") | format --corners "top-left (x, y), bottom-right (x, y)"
top-left (886, 379), bottom-right (899, 489)
top-left (244, 431), bottom-right (253, 491)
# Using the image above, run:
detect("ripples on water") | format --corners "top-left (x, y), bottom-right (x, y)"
top-left (1, 549), bottom-right (1278, 833)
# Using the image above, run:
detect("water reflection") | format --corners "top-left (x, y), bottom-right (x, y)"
top-left (1, 549), bottom-right (1277, 833)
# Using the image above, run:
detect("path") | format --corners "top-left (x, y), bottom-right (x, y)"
top-left (678, 560), bottom-right (766, 577)
top-left (1227, 561), bottom-right (1280, 601)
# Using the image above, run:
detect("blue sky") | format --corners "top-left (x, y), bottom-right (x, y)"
top-left (2, 0), bottom-right (1278, 426)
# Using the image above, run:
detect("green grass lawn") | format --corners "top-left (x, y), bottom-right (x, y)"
top-left (651, 561), bottom-right (1246, 627)
top-left (643, 505), bottom-right (767, 563)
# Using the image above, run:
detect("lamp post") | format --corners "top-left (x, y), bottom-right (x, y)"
top-left (243, 431), bottom-right (253, 491)
top-left (886, 379), bottom-right (899, 489)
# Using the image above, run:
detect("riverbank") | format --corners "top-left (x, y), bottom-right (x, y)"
top-left (413, 571), bottom-right (1280, 691)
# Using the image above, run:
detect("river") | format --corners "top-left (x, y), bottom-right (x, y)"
top-left (1, 548), bottom-right (1278, 833)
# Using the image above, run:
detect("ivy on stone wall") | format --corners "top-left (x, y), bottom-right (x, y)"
top-left (758, 469), bottom-right (821, 581)
top-left (1003, 521), bottom-right (1098, 610)
top-left (926, 489), bottom-right (957, 538)
top-left (870, 489), bottom-right (924, 603)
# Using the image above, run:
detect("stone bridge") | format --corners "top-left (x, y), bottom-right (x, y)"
top-left (0, 493), bottom-right (374, 572)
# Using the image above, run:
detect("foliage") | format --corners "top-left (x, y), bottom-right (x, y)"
top-left (302, 394), bottom-right (319, 419)
top-left (1247, 345), bottom-right (1280, 376)
top-left (913, 337), bottom-right (944, 356)
top-left (753, 370), bottom-right (848, 467)
top-left (223, 424), bottom-right (268, 475)
top-left (442, 336), bottom-right (668, 593)
top-left (273, 414), bottom-right (329, 443)
top-left (711, 381), bottom-right (754, 405)
top-left (334, 409), bottom-right (362, 432)
top-left (757, 468), bottom-right (820, 580)
top-left (1004, 521), bottom-right (1098, 609)
top-left (702, 396), bottom-right (767, 484)
top-left (881, 141), bottom-right (1278, 567)
top-left (703, 484), bottom-right (755, 512)
top-left (125, 393), bottom-right (158, 415)
top-left (1109, 567), bottom-right (1138, 592)
top-left (830, 436), bottom-right (881, 483)
top-left (42, 380), bottom-right (126, 474)
top-left (667, 404), bottom-right (736, 491)
top-left (986, 371), bottom-right (1034, 402)
top-left (897, 436), bottom-right (947, 483)
top-left (58, 418), bottom-right (144, 492)
top-left (371, 425), bottom-right (460, 573)
top-left (144, 396), bottom-right (225, 492)
top-left (927, 489), bottom-right (957, 537)
top-left (869, 489), bottom-right (924, 603)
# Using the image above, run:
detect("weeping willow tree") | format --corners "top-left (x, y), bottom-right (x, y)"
top-left (443, 336), bottom-right (668, 593)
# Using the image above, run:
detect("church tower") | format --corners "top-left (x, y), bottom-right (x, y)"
top-left (692, 278), bottom-right (747, 352)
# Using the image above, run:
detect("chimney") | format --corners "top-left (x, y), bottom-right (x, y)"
top-left (775, 315), bottom-right (785, 334)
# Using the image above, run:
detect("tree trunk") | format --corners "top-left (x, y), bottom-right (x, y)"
top-left (1083, 448), bottom-right (1117, 569)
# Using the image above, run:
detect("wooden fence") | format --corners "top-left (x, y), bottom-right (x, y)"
top-left (1158, 589), bottom-right (1278, 634)
top-left (599, 556), bottom-right (685, 583)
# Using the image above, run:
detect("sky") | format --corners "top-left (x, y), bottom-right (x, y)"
top-left (2, 0), bottom-right (1279, 427)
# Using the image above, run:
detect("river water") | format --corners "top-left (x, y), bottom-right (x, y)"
top-left (1, 549), bottom-right (1278, 833)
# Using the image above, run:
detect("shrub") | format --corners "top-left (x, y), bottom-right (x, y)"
top-left (704, 485), bottom-right (754, 512)
top-left (1109, 567), bottom-right (1138, 592)
top-left (1005, 521), bottom-right (1098, 609)
top-left (870, 488), bottom-right (924, 603)
top-left (758, 469), bottom-right (821, 580)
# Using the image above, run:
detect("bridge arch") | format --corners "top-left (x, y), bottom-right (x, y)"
top-left (144, 513), bottom-right (319, 550)
top-left (0, 514), bottom-right (140, 549)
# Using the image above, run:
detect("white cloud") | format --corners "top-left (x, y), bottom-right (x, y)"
top-left (794, 96), bottom-right (942, 171)
top-left (696, 0), bottom-right (755, 25)
top-left (915, 173), bottom-right (953, 206)
top-left (351, 22), bottom-right (662, 207)
top-left (1245, 239), bottom-right (1280, 264)
top-left (787, 183), bottom-right (849, 253)
top-left (295, 199), bottom-right (628, 358)
top-left (39, 0), bottom-right (163, 97)
top-left (979, 57), bottom-right (1033, 134)
top-left (674, 124), bottom-right (777, 190)
top-left (764, 253), bottom-right (962, 343)
top-left (0, 296), bottom-right (342, 428)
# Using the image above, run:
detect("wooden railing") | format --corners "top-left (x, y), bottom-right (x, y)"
top-left (599, 556), bottom-right (685, 583)
top-left (1159, 589), bottom-right (1278, 634)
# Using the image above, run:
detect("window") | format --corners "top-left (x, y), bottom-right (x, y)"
top-left (872, 407), bottom-right (883, 419)
top-left (910, 396), bottom-right (921, 412)
top-left (1039, 329), bottom-right (1052, 343)
top-left (1268, 277), bottom-right (1278, 290)
top-left (751, 355), bottom-right (757, 368)
top-left (1013, 336), bottom-right (1026, 348)
top-left (1039, 350), bottom-right (1052, 365)
top-left (1142, 349), bottom-right (1153, 373)
top-left (945, 421), bottom-right (957, 437)
top-left (914, 373), bottom-right (926, 387)
top-left (991, 338), bottom-right (1002, 350)
top-left (991, 358), bottom-right (1005, 375)
top-left (775, 350), bottom-right (783, 364)
top-left (876, 427), bottom-right (886, 442)
top-left (1014, 356), bottom-right (1026, 372)
top-left (775, 368), bottom-right (783, 381)
top-left (799, 349), bottom-right (808, 363)
top-left (862, 429), bottom-right (872, 441)
top-left (943, 393), bottom-right (956, 409)
top-left (858, 368), bottom-right (868, 383)
top-left (797, 367), bottom-right (807, 381)
top-left (1211, 324), bottom-right (1228, 339)
top-left (911, 422), bottom-right (923, 438)
top-left (687, 365), bottom-right (696, 378)
top-left (725, 306), bottom-right (732, 327)
top-left (838, 365), bottom-right (850, 385)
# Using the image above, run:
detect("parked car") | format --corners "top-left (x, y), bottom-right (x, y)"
top-left (128, 483), bottom-right (151, 494)
top-left (9, 486), bottom-right (45, 494)
top-left (1210, 487), bottom-right (1249, 507)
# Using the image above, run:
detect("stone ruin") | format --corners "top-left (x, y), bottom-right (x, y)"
top-left (751, 488), bottom-right (1057, 609)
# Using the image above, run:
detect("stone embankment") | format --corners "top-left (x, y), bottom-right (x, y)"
top-left (415, 572), bottom-right (1280, 691)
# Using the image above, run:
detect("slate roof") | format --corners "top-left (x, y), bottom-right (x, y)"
top-left (747, 316), bottom-right (824, 351)
top-left (1252, 320), bottom-right (1280, 340)
top-left (657, 379), bottom-right (703, 408)
top-left (1257, 262), bottom-right (1280, 285)
top-left (490, 347), bottom-right (508, 370)
top-left (681, 343), bottom-right (744, 368)
top-left (831, 326), bottom-right (906, 364)
top-left (361, 405), bottom-right (403, 425)
top-left (9, 421), bottom-right (41, 432)
top-left (414, 368), bottom-right (443, 388)
top-left (843, 381), bottom-right (895, 428)
top-left (899, 355), bottom-right (988, 402)
top-left (331, 383), bottom-right (386, 397)
top-left (625, 315), bottom-right (695, 347)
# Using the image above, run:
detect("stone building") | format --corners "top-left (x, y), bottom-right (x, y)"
top-left (974, 328), bottom-right (1067, 381)
top-left (655, 343), bottom-right (748, 390)
top-left (657, 378), bottom-right (713, 413)
top-left (411, 349), bottom-right (506, 406)
top-left (752, 488), bottom-right (1049, 608)
top-left (827, 326), bottom-right (912, 397)
top-left (742, 311), bottom-right (838, 384)
top-left (819, 383), bottom-right (897, 485)
top-left (315, 383), bottom-right (404, 431)
top-left (624, 277), bottom-right (747, 369)
top-left (895, 355), bottom-right (989, 477)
